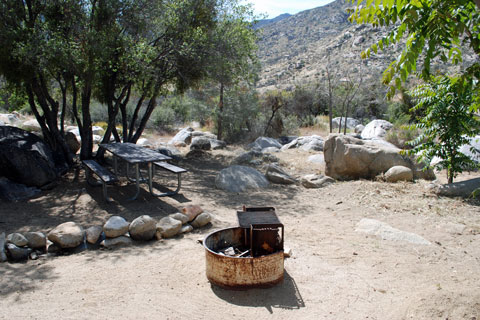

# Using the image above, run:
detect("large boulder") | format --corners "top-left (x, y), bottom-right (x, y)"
top-left (21, 119), bottom-right (42, 132)
top-left (324, 134), bottom-right (434, 180)
top-left (0, 177), bottom-right (40, 201)
top-left (6, 233), bottom-right (28, 247)
top-left (129, 215), bottom-right (156, 241)
top-left (48, 222), bottom-right (85, 249)
top-left (190, 212), bottom-right (212, 228)
top-left (0, 126), bottom-right (67, 187)
top-left (168, 127), bottom-right (193, 146)
top-left (361, 120), bottom-right (393, 140)
top-left (332, 117), bottom-right (360, 130)
top-left (215, 165), bottom-right (269, 192)
top-left (232, 150), bottom-right (279, 165)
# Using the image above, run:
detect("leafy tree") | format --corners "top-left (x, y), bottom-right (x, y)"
top-left (206, 0), bottom-right (259, 141)
top-left (348, 0), bottom-right (480, 103)
top-left (406, 76), bottom-right (479, 183)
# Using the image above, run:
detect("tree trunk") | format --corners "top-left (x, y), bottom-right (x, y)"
top-left (217, 82), bottom-right (224, 141)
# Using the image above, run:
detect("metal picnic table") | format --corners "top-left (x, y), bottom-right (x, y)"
top-left (99, 142), bottom-right (173, 200)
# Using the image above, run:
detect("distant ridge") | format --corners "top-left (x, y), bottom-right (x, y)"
top-left (254, 13), bottom-right (292, 29)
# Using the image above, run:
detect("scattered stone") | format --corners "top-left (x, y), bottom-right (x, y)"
top-left (301, 174), bottom-right (335, 188)
top-left (86, 226), bottom-right (104, 244)
top-left (190, 137), bottom-right (211, 151)
top-left (157, 146), bottom-right (182, 160)
top-left (0, 232), bottom-right (7, 262)
top-left (332, 117), bottom-right (360, 130)
top-left (356, 218), bottom-right (431, 245)
top-left (210, 139), bottom-right (227, 150)
top-left (190, 212), bottom-right (212, 228)
top-left (48, 222), bottom-right (85, 249)
top-left (156, 217), bottom-right (182, 239)
top-left (384, 166), bottom-right (413, 182)
top-left (262, 147), bottom-right (280, 153)
top-left (168, 127), bottom-right (193, 146)
top-left (129, 215), bottom-right (157, 241)
top-left (191, 131), bottom-right (217, 140)
top-left (24, 232), bottom-right (46, 250)
top-left (182, 205), bottom-right (204, 222)
top-left (180, 224), bottom-right (193, 234)
top-left (284, 247), bottom-right (293, 258)
top-left (101, 236), bottom-right (133, 249)
top-left (92, 126), bottom-right (105, 136)
top-left (92, 135), bottom-right (102, 144)
top-left (137, 138), bottom-right (152, 147)
top-left (103, 216), bottom-right (129, 238)
top-left (6, 233), bottom-right (28, 247)
top-left (0, 177), bottom-right (40, 201)
top-left (215, 165), bottom-right (269, 193)
top-left (361, 119), bottom-right (393, 140)
top-left (29, 251), bottom-right (39, 260)
top-left (6, 243), bottom-right (32, 261)
top-left (0, 113), bottom-right (20, 125)
top-left (169, 212), bottom-right (190, 225)
top-left (22, 119), bottom-right (42, 132)
top-left (232, 150), bottom-right (262, 165)
top-left (65, 131), bottom-right (80, 155)
top-left (436, 178), bottom-right (480, 198)
top-left (265, 164), bottom-right (296, 185)
top-left (281, 135), bottom-right (324, 151)
top-left (307, 154), bottom-right (325, 164)
top-left (248, 137), bottom-right (282, 151)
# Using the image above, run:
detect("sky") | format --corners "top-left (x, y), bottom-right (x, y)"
top-left (245, 0), bottom-right (335, 19)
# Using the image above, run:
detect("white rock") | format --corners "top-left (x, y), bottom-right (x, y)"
top-left (101, 236), bottom-right (132, 248)
top-left (93, 134), bottom-right (102, 144)
top-left (48, 222), bottom-right (85, 249)
top-left (156, 217), bottom-right (182, 239)
top-left (191, 212), bottom-right (212, 228)
top-left (356, 218), bottom-right (430, 245)
top-left (0, 113), bottom-right (20, 125)
top-left (385, 166), bottom-right (413, 182)
top-left (169, 212), bottom-right (189, 224)
top-left (137, 138), bottom-right (152, 147)
top-left (307, 154), bottom-right (325, 164)
top-left (103, 216), bottom-right (130, 238)
top-left (180, 224), bottom-right (193, 234)
top-left (92, 126), bottom-right (105, 136)
top-left (361, 119), bottom-right (393, 140)
top-left (301, 174), bottom-right (335, 188)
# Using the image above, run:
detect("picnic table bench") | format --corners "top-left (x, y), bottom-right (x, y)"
top-left (82, 159), bottom-right (118, 202)
top-left (153, 161), bottom-right (188, 196)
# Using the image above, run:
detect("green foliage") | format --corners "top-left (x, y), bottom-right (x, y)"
top-left (349, 0), bottom-right (480, 101)
top-left (405, 76), bottom-right (480, 183)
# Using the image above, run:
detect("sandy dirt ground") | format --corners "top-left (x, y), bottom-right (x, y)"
top-left (1, 146), bottom-right (480, 320)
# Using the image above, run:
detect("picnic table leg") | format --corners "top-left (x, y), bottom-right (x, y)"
top-left (127, 163), bottom-right (141, 201)
top-left (148, 162), bottom-right (181, 197)
top-left (113, 156), bottom-right (118, 175)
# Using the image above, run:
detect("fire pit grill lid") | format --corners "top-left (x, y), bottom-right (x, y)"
top-left (237, 206), bottom-right (283, 228)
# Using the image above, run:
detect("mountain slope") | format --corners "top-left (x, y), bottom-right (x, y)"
top-left (255, 0), bottom-right (475, 92)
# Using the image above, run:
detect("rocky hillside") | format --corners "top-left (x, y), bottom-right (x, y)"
top-left (255, 0), bottom-right (475, 92)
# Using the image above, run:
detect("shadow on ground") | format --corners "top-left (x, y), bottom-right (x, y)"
top-left (211, 270), bottom-right (305, 314)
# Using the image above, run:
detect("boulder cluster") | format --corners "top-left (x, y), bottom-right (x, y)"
top-left (1, 205), bottom-right (212, 263)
